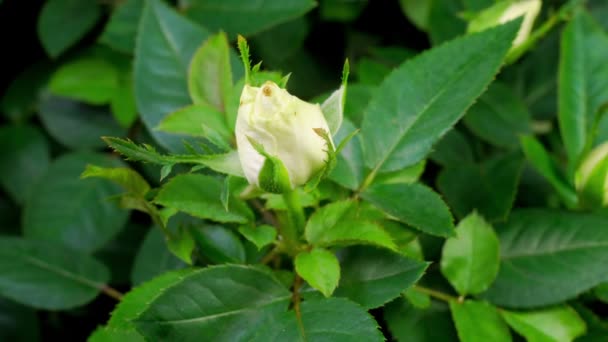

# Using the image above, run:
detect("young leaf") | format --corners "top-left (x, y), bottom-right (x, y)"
top-left (450, 300), bottom-right (512, 342)
top-left (441, 212), bottom-right (500, 296)
top-left (0, 237), bottom-right (110, 310)
top-left (361, 19), bottom-right (520, 173)
top-left (154, 174), bottom-right (252, 223)
top-left (362, 182), bottom-right (455, 237)
top-left (133, 265), bottom-right (292, 341)
top-left (157, 103), bottom-right (232, 146)
top-left (305, 200), bottom-right (397, 251)
top-left (295, 248), bottom-right (340, 298)
top-left (334, 246), bottom-right (428, 309)
top-left (183, 0), bottom-right (317, 37)
top-left (81, 165), bottom-right (150, 197)
top-left (37, 0), bottom-right (101, 58)
top-left (49, 58), bottom-right (120, 105)
top-left (188, 32), bottom-right (233, 112)
top-left (238, 225), bottom-right (277, 250)
top-left (483, 209), bottom-right (608, 308)
top-left (558, 10), bottom-right (608, 168)
top-left (502, 306), bottom-right (587, 342)
top-left (135, 0), bottom-right (210, 151)
top-left (98, 0), bottom-right (144, 54)
top-left (23, 153), bottom-right (129, 253)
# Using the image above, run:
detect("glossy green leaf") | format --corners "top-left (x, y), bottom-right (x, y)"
top-left (183, 0), bottom-right (317, 37)
top-left (450, 300), bottom-right (511, 342)
top-left (483, 209), bottom-right (608, 308)
top-left (23, 153), bottom-right (129, 253)
top-left (558, 11), bottom-right (608, 166)
top-left (110, 72), bottom-right (138, 128)
top-left (157, 103), bottom-right (231, 144)
top-left (131, 228), bottom-right (186, 285)
top-left (385, 298), bottom-right (458, 342)
top-left (441, 212), bottom-right (500, 295)
top-left (37, 0), bottom-right (101, 57)
top-left (502, 306), bottom-right (587, 342)
top-left (81, 165), bottom-right (150, 197)
top-left (99, 0), bottom-right (144, 53)
top-left (335, 246), bottom-right (428, 309)
top-left (329, 119), bottom-right (364, 190)
top-left (38, 94), bottom-right (127, 149)
top-left (191, 225), bottom-right (246, 264)
top-left (251, 298), bottom-right (383, 341)
top-left (399, 0), bottom-right (432, 30)
top-left (89, 327), bottom-right (144, 342)
top-left (49, 58), bottom-right (120, 105)
top-left (464, 81), bottom-right (532, 147)
top-left (404, 287), bottom-right (431, 309)
top-left (154, 174), bottom-right (252, 223)
top-left (134, 265), bottom-right (292, 341)
top-left (362, 183), bottom-right (455, 237)
top-left (520, 135), bottom-right (578, 206)
top-left (251, 17), bottom-right (309, 67)
top-left (437, 152), bottom-right (523, 221)
top-left (188, 32), bottom-right (232, 113)
top-left (0, 237), bottom-right (109, 310)
top-left (295, 248), bottom-right (340, 297)
top-left (0, 125), bottom-right (50, 204)
top-left (305, 200), bottom-right (397, 250)
top-left (361, 20), bottom-right (519, 173)
top-left (238, 224), bottom-right (276, 250)
top-left (135, 0), bottom-right (209, 151)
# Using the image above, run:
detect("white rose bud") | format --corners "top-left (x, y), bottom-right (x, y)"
top-left (235, 81), bottom-right (333, 190)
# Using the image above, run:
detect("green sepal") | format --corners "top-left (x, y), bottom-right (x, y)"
top-left (247, 136), bottom-right (292, 194)
top-left (305, 128), bottom-right (359, 191)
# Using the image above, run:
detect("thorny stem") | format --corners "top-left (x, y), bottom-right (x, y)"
top-left (101, 285), bottom-right (124, 301)
top-left (292, 274), bottom-right (306, 337)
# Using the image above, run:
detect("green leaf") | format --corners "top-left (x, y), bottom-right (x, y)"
top-left (0, 125), bottom-right (50, 205)
top-left (183, 0), bottom-right (317, 37)
top-left (238, 224), bottom-right (277, 250)
top-left (295, 248), bottom-right (340, 297)
top-left (99, 0), bottom-right (144, 54)
top-left (450, 300), bottom-right (511, 342)
top-left (188, 32), bottom-right (233, 113)
top-left (191, 225), bottom-right (246, 264)
top-left (110, 72), bottom-right (138, 128)
top-left (335, 246), bottom-right (428, 309)
top-left (154, 174), bottom-right (252, 223)
top-left (305, 200), bottom-right (397, 250)
top-left (404, 287), bottom-right (431, 309)
top-left (502, 306), bottom-right (587, 342)
top-left (49, 58), bottom-right (120, 105)
top-left (321, 60), bottom-right (349, 135)
top-left (166, 226), bottom-right (196, 265)
top-left (23, 153), bottom-right (129, 253)
top-left (441, 212), bottom-right (500, 296)
top-left (251, 298), bottom-right (383, 341)
top-left (558, 10), bottom-right (608, 167)
top-left (329, 119), bottom-right (365, 190)
top-left (133, 265), bottom-right (292, 341)
top-left (437, 152), bottom-right (524, 221)
top-left (463, 81), bottom-right (532, 147)
top-left (482, 209), bottom-right (608, 308)
top-left (157, 104), bottom-right (232, 145)
top-left (1, 62), bottom-right (51, 123)
top-left (38, 94), bottom-right (127, 149)
top-left (131, 228), bottom-right (186, 285)
top-left (89, 327), bottom-right (144, 342)
top-left (135, 0), bottom-right (210, 151)
top-left (374, 160), bottom-right (426, 185)
top-left (0, 237), bottom-right (109, 310)
top-left (360, 17), bottom-right (519, 173)
top-left (362, 182), bottom-right (455, 237)
top-left (384, 298), bottom-right (458, 342)
top-left (81, 165), bottom-right (150, 197)
top-left (37, 0), bottom-right (101, 57)
top-left (399, 0), bottom-right (432, 30)
top-left (430, 129), bottom-right (475, 167)
top-left (520, 135), bottom-right (578, 207)
top-left (0, 298), bottom-right (39, 342)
